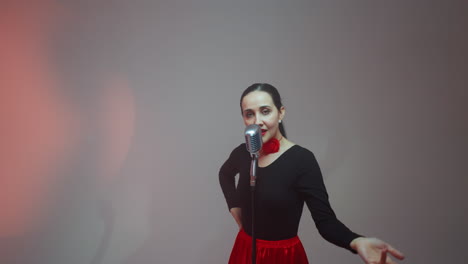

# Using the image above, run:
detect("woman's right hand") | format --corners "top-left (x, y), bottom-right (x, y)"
top-left (230, 207), bottom-right (242, 229)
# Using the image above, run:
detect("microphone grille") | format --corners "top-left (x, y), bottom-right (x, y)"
top-left (244, 124), bottom-right (262, 154)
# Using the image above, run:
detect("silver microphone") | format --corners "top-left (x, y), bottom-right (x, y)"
top-left (244, 124), bottom-right (262, 187)
top-left (244, 124), bottom-right (262, 155)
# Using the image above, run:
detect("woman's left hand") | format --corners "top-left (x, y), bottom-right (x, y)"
top-left (350, 237), bottom-right (405, 264)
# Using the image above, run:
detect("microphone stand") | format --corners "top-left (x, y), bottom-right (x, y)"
top-left (250, 153), bottom-right (258, 264)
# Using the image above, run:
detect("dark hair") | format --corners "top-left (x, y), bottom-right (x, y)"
top-left (240, 83), bottom-right (287, 138)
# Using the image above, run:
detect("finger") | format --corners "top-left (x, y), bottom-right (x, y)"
top-left (380, 249), bottom-right (388, 264)
top-left (387, 245), bottom-right (405, 260)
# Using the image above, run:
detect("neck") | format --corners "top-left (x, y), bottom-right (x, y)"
top-left (260, 136), bottom-right (283, 156)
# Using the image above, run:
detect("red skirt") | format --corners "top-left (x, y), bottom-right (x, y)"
top-left (228, 229), bottom-right (309, 264)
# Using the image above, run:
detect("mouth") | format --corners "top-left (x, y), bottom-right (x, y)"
top-left (261, 129), bottom-right (267, 136)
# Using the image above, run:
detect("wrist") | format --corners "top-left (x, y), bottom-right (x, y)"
top-left (350, 237), bottom-right (366, 251)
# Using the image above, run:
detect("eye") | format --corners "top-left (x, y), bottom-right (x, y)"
top-left (261, 109), bottom-right (271, 115)
top-left (244, 112), bottom-right (254, 118)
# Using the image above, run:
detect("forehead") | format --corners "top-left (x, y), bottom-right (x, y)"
top-left (241, 91), bottom-right (273, 110)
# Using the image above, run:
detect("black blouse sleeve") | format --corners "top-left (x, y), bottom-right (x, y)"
top-left (219, 144), bottom-right (242, 211)
top-left (295, 149), bottom-right (362, 253)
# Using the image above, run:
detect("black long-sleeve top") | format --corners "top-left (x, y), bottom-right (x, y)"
top-left (219, 143), bottom-right (361, 253)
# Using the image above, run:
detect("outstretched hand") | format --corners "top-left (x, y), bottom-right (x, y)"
top-left (350, 237), bottom-right (405, 264)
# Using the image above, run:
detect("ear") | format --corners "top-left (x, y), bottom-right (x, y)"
top-left (279, 106), bottom-right (285, 121)
top-left (99, 73), bottom-right (136, 180)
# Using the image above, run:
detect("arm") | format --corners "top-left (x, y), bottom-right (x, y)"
top-left (295, 150), bottom-right (362, 253)
top-left (297, 150), bottom-right (405, 262)
top-left (230, 207), bottom-right (242, 229)
top-left (219, 146), bottom-right (242, 227)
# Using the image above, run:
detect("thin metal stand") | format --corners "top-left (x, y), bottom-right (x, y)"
top-left (250, 154), bottom-right (258, 264)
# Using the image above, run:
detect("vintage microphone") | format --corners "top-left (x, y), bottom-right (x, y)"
top-left (244, 124), bottom-right (262, 264)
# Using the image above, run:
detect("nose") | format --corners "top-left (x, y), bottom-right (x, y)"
top-left (254, 113), bottom-right (263, 127)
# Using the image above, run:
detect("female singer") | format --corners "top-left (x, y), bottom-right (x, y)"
top-left (219, 83), bottom-right (405, 264)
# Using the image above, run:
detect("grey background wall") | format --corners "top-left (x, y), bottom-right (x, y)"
top-left (1, 1), bottom-right (466, 264)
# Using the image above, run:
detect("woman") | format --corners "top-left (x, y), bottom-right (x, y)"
top-left (0, 2), bottom-right (145, 263)
top-left (219, 83), bottom-right (405, 264)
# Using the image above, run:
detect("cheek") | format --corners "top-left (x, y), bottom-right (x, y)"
top-left (264, 116), bottom-right (279, 130)
top-left (0, 0), bottom-right (79, 237)
top-left (0, 41), bottom-right (78, 236)
top-left (243, 117), bottom-right (253, 126)
top-left (0, 87), bottom-right (78, 237)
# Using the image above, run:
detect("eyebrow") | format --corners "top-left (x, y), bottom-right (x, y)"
top-left (243, 105), bottom-right (271, 113)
